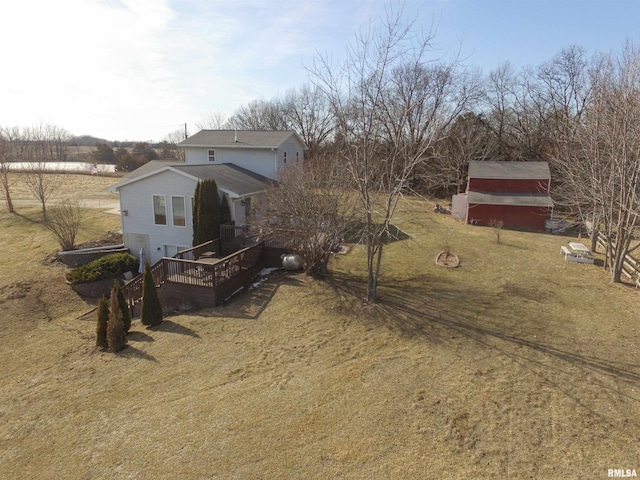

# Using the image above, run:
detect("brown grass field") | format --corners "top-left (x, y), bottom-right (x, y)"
top-left (1, 173), bottom-right (639, 479)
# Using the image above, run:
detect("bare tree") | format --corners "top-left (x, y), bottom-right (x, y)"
top-left (280, 84), bottom-right (335, 156)
top-left (196, 111), bottom-right (228, 130)
top-left (227, 99), bottom-right (289, 131)
top-left (0, 131), bottom-right (14, 213)
top-left (483, 62), bottom-right (519, 160)
top-left (554, 42), bottom-right (640, 283)
top-left (225, 84), bottom-right (335, 158)
top-left (309, 8), bottom-right (471, 302)
top-left (23, 162), bottom-right (62, 219)
top-left (538, 45), bottom-right (592, 142)
top-left (43, 200), bottom-right (86, 251)
top-left (424, 112), bottom-right (497, 195)
top-left (160, 129), bottom-right (186, 162)
top-left (255, 161), bottom-right (358, 275)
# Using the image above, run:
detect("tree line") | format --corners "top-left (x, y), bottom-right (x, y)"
top-left (225, 12), bottom-right (640, 294)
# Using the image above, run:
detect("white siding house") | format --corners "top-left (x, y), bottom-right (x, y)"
top-left (109, 162), bottom-right (273, 265)
top-left (180, 130), bottom-right (306, 180)
top-left (108, 130), bottom-right (306, 265)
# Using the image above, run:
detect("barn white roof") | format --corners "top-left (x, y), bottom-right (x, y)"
top-left (468, 161), bottom-right (550, 180)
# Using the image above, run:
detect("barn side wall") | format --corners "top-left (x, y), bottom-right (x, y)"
top-left (467, 178), bottom-right (549, 194)
top-left (466, 204), bottom-right (552, 230)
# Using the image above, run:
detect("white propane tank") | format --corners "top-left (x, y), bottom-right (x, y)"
top-left (281, 253), bottom-right (303, 271)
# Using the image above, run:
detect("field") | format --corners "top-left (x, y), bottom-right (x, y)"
top-left (1, 173), bottom-right (639, 479)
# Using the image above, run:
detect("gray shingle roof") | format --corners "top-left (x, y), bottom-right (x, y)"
top-left (468, 161), bottom-right (550, 180)
top-left (467, 191), bottom-right (554, 207)
top-left (122, 160), bottom-right (177, 179)
top-left (179, 130), bottom-right (304, 149)
top-left (110, 162), bottom-right (273, 197)
top-left (172, 164), bottom-right (273, 196)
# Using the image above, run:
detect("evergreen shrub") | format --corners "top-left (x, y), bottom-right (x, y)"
top-left (66, 253), bottom-right (138, 285)
top-left (107, 291), bottom-right (127, 352)
top-left (140, 261), bottom-right (163, 327)
top-left (96, 295), bottom-right (109, 349)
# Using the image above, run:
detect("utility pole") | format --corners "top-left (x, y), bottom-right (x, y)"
top-left (184, 123), bottom-right (188, 140)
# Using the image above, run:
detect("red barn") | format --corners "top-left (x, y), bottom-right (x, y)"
top-left (457, 161), bottom-right (554, 230)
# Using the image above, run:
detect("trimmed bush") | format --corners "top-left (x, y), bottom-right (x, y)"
top-left (96, 295), bottom-right (109, 350)
top-left (113, 280), bottom-right (131, 333)
top-left (66, 253), bottom-right (138, 285)
top-left (220, 193), bottom-right (232, 226)
top-left (140, 261), bottom-right (163, 327)
top-left (193, 179), bottom-right (221, 245)
top-left (107, 292), bottom-right (127, 352)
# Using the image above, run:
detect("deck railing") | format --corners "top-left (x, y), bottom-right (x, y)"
top-left (122, 241), bottom-right (265, 309)
top-left (174, 239), bottom-right (221, 261)
top-left (122, 260), bottom-right (165, 310)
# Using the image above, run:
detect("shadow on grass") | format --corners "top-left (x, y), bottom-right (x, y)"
top-left (127, 330), bottom-right (154, 342)
top-left (118, 345), bottom-right (158, 362)
top-left (200, 271), bottom-right (303, 320)
top-left (323, 271), bottom-right (640, 436)
top-left (323, 272), bottom-right (640, 387)
top-left (11, 211), bottom-right (42, 224)
top-left (152, 320), bottom-right (201, 338)
top-left (343, 222), bottom-right (411, 244)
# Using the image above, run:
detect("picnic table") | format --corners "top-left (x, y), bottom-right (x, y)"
top-left (561, 242), bottom-right (594, 264)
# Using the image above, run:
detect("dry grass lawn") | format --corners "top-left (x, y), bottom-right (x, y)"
top-left (1, 174), bottom-right (639, 479)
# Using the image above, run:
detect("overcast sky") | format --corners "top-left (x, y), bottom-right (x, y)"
top-left (1, 0), bottom-right (639, 143)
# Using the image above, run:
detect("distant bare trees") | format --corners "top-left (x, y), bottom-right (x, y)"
top-left (196, 111), bottom-right (228, 130)
top-left (227, 84), bottom-right (335, 158)
top-left (160, 130), bottom-right (186, 162)
top-left (2, 123), bottom-right (72, 163)
top-left (0, 132), bottom-right (14, 213)
top-left (0, 123), bottom-right (72, 217)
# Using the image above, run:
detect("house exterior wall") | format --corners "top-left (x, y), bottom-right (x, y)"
top-left (466, 204), bottom-right (552, 230)
top-left (231, 192), bottom-right (265, 225)
top-left (467, 178), bottom-right (549, 194)
top-left (119, 170), bottom-right (198, 265)
top-left (278, 136), bottom-right (305, 171)
top-left (184, 137), bottom-right (304, 180)
top-left (118, 169), bottom-right (246, 264)
top-left (185, 147), bottom-right (277, 179)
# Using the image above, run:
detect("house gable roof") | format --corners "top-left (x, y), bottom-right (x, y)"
top-left (172, 164), bottom-right (274, 196)
top-left (468, 161), bottom-right (550, 180)
top-left (108, 162), bottom-right (273, 198)
top-left (178, 130), bottom-right (307, 150)
top-left (121, 160), bottom-right (176, 179)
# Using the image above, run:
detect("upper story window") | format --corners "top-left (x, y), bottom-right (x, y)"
top-left (172, 196), bottom-right (186, 227)
top-left (283, 151), bottom-right (287, 164)
top-left (208, 149), bottom-right (215, 162)
top-left (153, 195), bottom-right (166, 225)
top-left (296, 151), bottom-right (299, 163)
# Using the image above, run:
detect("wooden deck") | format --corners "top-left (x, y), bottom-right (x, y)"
top-left (122, 241), bottom-right (265, 313)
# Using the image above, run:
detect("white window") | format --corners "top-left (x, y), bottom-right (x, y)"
top-left (153, 195), bottom-right (166, 225)
top-left (172, 196), bottom-right (186, 227)
top-left (208, 149), bottom-right (215, 162)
